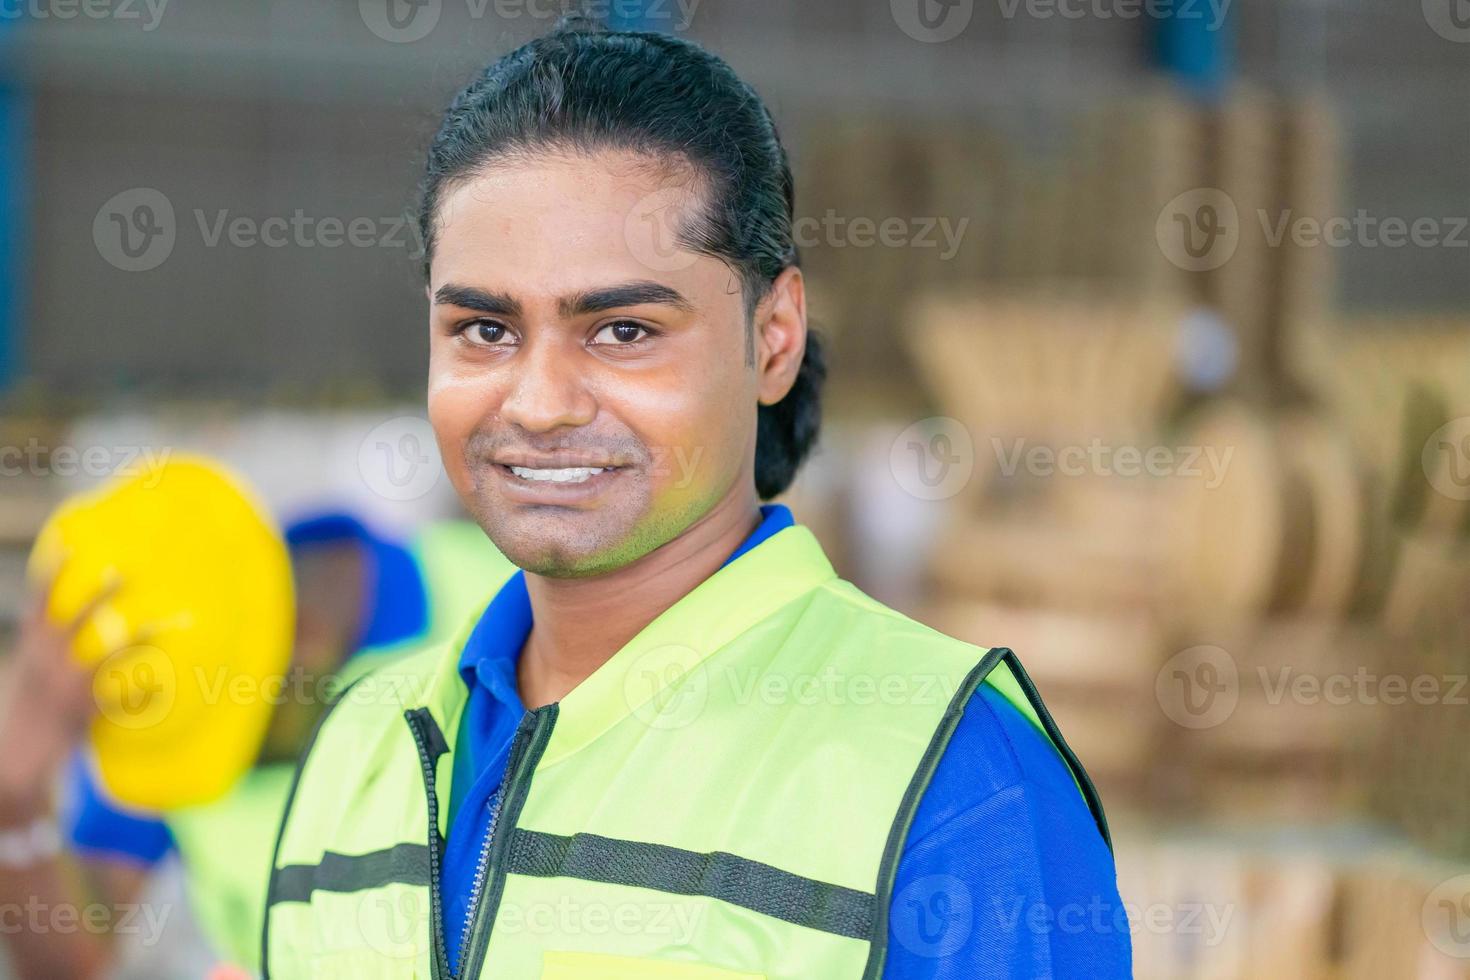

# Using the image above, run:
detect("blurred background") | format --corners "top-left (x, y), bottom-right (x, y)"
top-left (1, 0), bottom-right (1468, 976)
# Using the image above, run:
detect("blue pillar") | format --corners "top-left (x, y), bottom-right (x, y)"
top-left (605, 0), bottom-right (663, 33)
top-left (1154, 3), bottom-right (1233, 100)
top-left (0, 22), bottom-right (27, 392)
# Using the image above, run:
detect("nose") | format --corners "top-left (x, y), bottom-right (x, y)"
top-left (498, 333), bottom-right (597, 435)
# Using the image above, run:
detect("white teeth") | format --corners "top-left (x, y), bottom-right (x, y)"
top-left (508, 465), bottom-right (606, 484)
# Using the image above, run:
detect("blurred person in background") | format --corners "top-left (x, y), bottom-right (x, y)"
top-left (0, 512), bottom-right (512, 979)
top-left (260, 19), bottom-right (1126, 979)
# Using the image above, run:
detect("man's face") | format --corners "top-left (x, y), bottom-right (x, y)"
top-left (427, 151), bottom-right (760, 577)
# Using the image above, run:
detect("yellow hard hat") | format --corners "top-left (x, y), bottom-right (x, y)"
top-left (28, 454), bottom-right (294, 812)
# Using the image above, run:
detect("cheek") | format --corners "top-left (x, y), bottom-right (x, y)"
top-left (615, 363), bottom-right (748, 497)
top-left (427, 370), bottom-right (495, 490)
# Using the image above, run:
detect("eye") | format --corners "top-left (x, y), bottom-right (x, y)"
top-left (591, 320), bottom-right (653, 346)
top-left (460, 320), bottom-right (514, 347)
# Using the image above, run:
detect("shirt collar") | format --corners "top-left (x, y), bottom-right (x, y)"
top-left (456, 503), bottom-right (796, 706)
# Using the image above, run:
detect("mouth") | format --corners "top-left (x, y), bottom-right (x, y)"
top-left (489, 459), bottom-right (628, 503)
top-left (504, 464), bottom-right (609, 485)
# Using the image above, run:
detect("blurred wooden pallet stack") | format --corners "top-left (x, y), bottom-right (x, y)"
top-left (903, 290), bottom-right (1417, 822)
top-left (793, 89), bottom-right (1202, 383)
top-left (795, 87), bottom-right (1342, 402)
top-left (1117, 830), bottom-right (1470, 979)
top-left (1293, 317), bottom-right (1470, 862)
top-left (897, 298), bottom-right (1470, 976)
top-left (906, 292), bottom-right (1181, 805)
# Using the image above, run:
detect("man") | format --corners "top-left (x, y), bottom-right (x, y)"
top-left (263, 19), bottom-right (1129, 979)
top-left (0, 512), bottom-right (512, 977)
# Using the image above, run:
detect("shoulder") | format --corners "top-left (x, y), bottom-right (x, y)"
top-left (913, 685), bottom-right (1099, 834)
top-left (883, 688), bottom-right (1130, 977)
top-left (811, 577), bottom-right (995, 672)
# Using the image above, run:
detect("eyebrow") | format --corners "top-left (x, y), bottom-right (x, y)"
top-left (433, 284), bottom-right (522, 318)
top-left (432, 280), bottom-right (694, 319)
top-left (557, 281), bottom-right (695, 318)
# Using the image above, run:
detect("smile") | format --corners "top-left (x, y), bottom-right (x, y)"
top-left (507, 465), bottom-right (606, 484)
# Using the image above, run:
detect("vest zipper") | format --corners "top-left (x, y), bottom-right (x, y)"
top-left (454, 785), bottom-right (501, 971)
top-left (456, 704), bottom-right (557, 980)
top-left (405, 707), bottom-right (453, 980)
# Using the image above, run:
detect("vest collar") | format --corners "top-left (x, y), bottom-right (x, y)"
top-left (406, 521), bottom-right (838, 763)
top-left (547, 522), bottom-right (835, 764)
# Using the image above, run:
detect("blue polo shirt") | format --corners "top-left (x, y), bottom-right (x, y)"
top-left (444, 504), bottom-right (1131, 977)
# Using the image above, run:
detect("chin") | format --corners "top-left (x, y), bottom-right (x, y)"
top-left (514, 550), bottom-right (620, 579)
top-left (465, 475), bottom-right (706, 579)
top-left (475, 499), bottom-right (639, 578)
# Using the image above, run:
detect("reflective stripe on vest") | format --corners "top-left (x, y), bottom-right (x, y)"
top-left (262, 524), bottom-right (1109, 979)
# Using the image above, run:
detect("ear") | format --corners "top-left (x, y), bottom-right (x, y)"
top-left (755, 266), bottom-right (807, 407)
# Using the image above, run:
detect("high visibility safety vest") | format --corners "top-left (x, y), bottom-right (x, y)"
top-left (161, 521), bottom-right (516, 971)
top-left (261, 522), bottom-right (1109, 979)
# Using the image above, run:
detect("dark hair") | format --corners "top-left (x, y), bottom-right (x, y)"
top-left (415, 16), bottom-right (823, 500)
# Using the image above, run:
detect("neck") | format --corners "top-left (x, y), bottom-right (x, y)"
top-left (517, 491), bottom-right (763, 708)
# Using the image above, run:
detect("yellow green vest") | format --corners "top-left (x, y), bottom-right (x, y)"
top-left (261, 523), bottom-right (1109, 979)
top-left (161, 520), bottom-right (515, 970)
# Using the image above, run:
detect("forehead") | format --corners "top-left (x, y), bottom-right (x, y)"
top-left (429, 150), bottom-right (734, 302)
